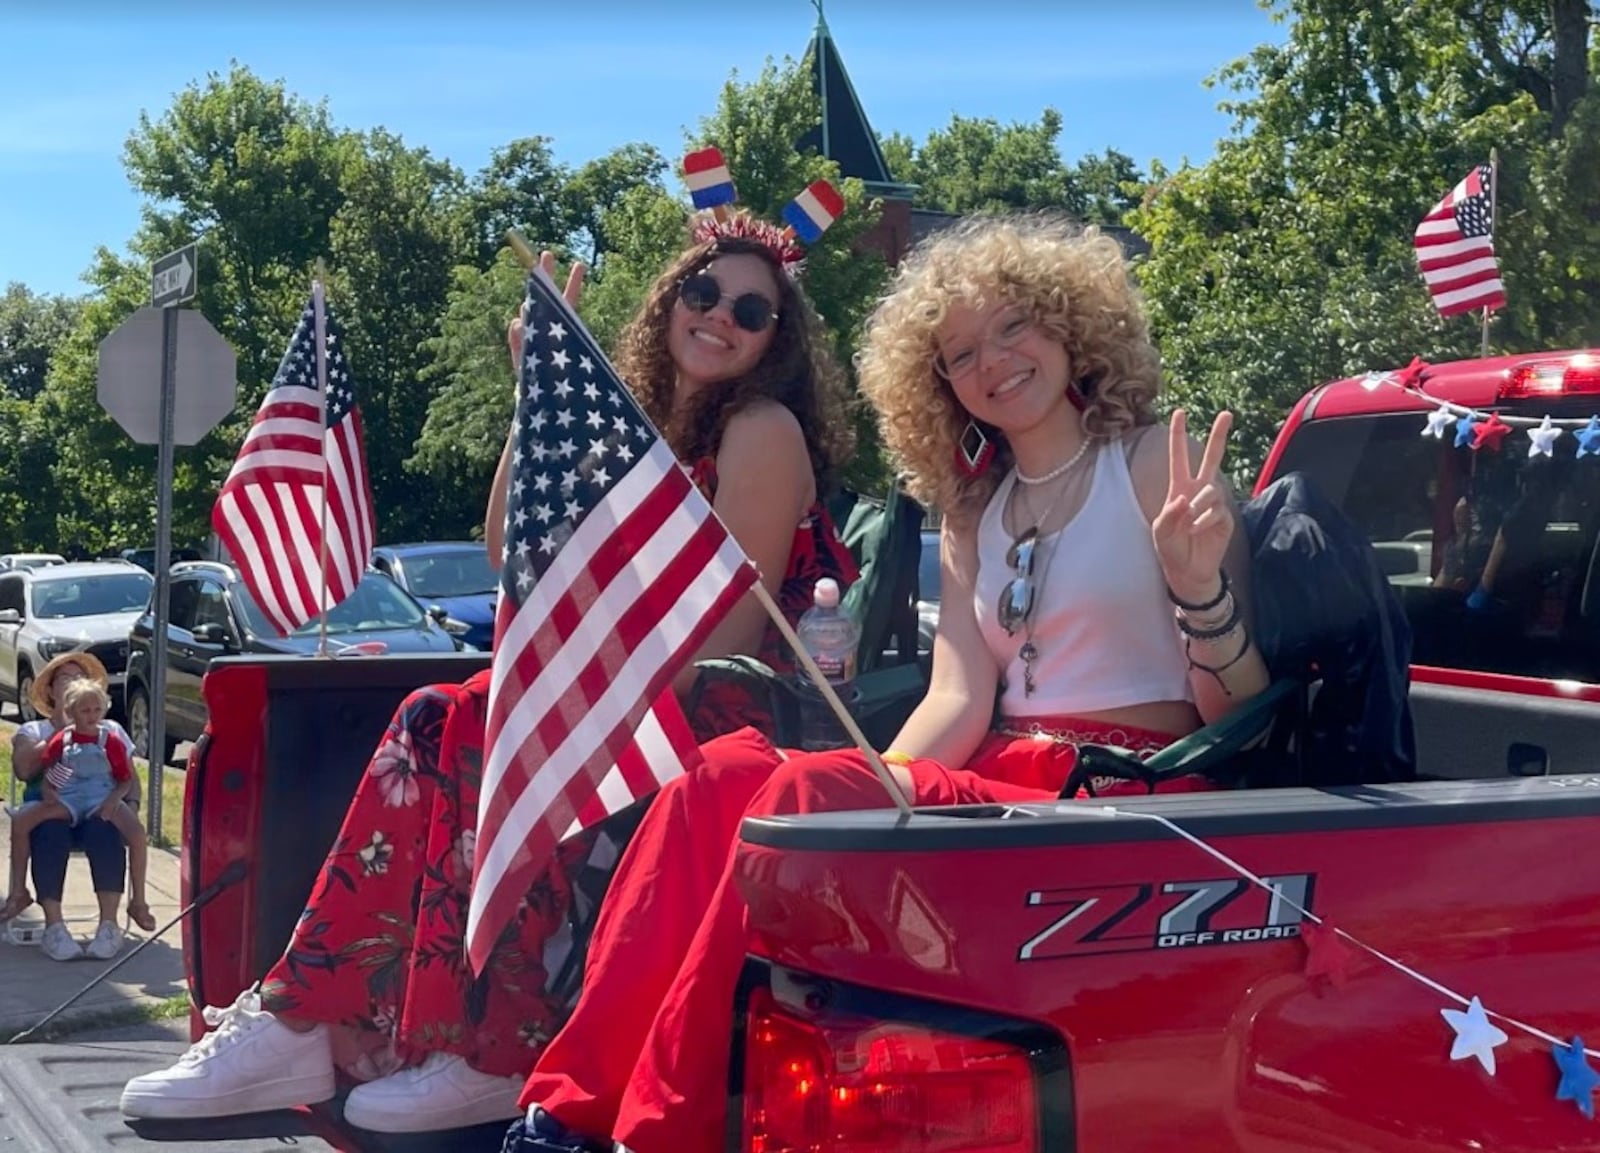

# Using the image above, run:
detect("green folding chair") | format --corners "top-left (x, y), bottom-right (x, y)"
top-left (1063, 678), bottom-right (1307, 798)
top-left (688, 479), bottom-right (932, 750)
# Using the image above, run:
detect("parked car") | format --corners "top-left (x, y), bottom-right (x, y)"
top-left (370, 541), bottom-right (498, 651)
top-left (0, 560), bottom-right (153, 720)
top-left (118, 545), bottom-right (205, 573)
top-left (124, 561), bottom-right (461, 760)
top-left (0, 552), bottom-right (67, 572)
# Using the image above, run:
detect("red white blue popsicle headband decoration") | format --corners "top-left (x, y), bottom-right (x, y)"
top-left (683, 147), bottom-right (845, 277)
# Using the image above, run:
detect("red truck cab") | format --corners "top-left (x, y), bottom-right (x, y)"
top-left (729, 349), bottom-right (1600, 1152)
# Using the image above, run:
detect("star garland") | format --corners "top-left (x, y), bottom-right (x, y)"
top-left (1358, 356), bottom-right (1600, 459)
top-left (1046, 803), bottom-right (1600, 1120)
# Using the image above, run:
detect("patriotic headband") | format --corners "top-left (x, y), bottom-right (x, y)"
top-left (682, 147), bottom-right (845, 276)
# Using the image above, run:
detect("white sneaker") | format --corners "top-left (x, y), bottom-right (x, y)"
top-left (85, 921), bottom-right (125, 960)
top-left (342, 1051), bottom-right (524, 1132)
top-left (119, 989), bottom-right (336, 1119)
top-left (42, 922), bottom-right (83, 962)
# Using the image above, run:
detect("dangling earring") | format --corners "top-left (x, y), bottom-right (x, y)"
top-left (955, 420), bottom-right (995, 478)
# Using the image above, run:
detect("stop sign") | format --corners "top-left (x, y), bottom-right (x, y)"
top-left (97, 307), bottom-right (238, 446)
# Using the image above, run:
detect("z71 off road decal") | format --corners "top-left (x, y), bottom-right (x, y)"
top-left (1017, 874), bottom-right (1315, 961)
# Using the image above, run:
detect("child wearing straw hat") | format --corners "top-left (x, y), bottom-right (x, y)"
top-left (2, 654), bottom-right (156, 935)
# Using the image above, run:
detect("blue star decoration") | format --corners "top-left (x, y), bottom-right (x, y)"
top-left (1552, 1036), bottom-right (1600, 1118)
top-left (1577, 417), bottom-right (1600, 459)
top-left (1454, 414), bottom-right (1479, 448)
top-left (1440, 996), bottom-right (1508, 1075)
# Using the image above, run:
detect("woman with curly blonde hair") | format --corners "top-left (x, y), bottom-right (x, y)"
top-left (509, 213), bottom-right (1271, 1153)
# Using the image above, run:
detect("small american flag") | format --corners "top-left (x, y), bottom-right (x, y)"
top-left (466, 269), bottom-right (758, 971)
top-left (211, 283), bottom-right (375, 635)
top-left (1414, 164), bottom-right (1507, 318)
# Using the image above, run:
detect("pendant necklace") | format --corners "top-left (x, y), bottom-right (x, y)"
top-left (1010, 441), bottom-right (1095, 696)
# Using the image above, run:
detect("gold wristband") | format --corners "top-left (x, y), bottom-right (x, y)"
top-left (881, 749), bottom-right (914, 766)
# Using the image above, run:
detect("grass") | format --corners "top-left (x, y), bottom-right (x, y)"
top-left (0, 721), bottom-right (186, 849)
top-left (15, 992), bottom-right (191, 1044)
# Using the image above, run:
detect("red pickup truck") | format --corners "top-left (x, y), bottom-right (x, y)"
top-left (59, 349), bottom-right (1600, 1151)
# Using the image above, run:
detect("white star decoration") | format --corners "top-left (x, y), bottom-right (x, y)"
top-left (1528, 416), bottom-right (1563, 458)
top-left (1422, 408), bottom-right (1455, 439)
top-left (1441, 996), bottom-right (1509, 1076)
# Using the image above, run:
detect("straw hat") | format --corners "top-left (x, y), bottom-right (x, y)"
top-left (29, 651), bottom-right (110, 717)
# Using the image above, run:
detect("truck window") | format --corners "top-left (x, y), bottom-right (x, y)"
top-left (1272, 411), bottom-right (1600, 684)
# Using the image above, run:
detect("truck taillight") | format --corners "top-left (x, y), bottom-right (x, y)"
top-left (1500, 354), bottom-right (1600, 398)
top-left (741, 986), bottom-right (1039, 1153)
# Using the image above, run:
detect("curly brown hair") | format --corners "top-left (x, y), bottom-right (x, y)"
top-left (857, 212), bottom-right (1162, 515)
top-left (612, 232), bottom-right (856, 494)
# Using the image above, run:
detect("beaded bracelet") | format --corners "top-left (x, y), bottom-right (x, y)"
top-left (1175, 596), bottom-right (1242, 641)
top-left (1177, 590), bottom-right (1236, 633)
top-left (1167, 570), bottom-right (1230, 614)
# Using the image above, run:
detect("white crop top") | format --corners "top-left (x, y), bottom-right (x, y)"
top-left (973, 439), bottom-right (1194, 717)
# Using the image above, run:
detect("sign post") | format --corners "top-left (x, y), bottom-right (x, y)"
top-left (96, 243), bottom-right (235, 843)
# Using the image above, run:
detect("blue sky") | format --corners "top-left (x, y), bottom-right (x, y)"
top-left (1, 1), bottom-right (1283, 298)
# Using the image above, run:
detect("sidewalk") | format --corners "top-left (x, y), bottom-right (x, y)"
top-left (0, 809), bottom-right (188, 1040)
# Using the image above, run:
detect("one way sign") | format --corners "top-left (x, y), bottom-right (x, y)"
top-left (150, 243), bottom-right (198, 308)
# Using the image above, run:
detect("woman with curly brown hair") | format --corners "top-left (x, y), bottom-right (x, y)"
top-left (509, 212), bottom-right (1271, 1153)
top-left (122, 221), bottom-right (860, 1133)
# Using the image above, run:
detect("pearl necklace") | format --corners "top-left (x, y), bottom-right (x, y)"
top-left (1014, 437), bottom-right (1091, 486)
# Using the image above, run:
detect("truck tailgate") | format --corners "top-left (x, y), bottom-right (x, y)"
top-left (734, 778), bottom-right (1600, 1153)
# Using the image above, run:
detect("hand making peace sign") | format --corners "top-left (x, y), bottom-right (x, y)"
top-left (1151, 408), bottom-right (1235, 605)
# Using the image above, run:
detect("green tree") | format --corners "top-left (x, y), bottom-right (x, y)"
top-left (1130, 0), bottom-right (1597, 476)
top-left (0, 284), bottom-right (81, 402)
top-left (328, 129), bottom-right (472, 538)
top-left (885, 112), bottom-right (1147, 229)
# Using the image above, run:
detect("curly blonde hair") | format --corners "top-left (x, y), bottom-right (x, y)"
top-left (612, 231), bottom-right (856, 494)
top-left (857, 212), bottom-right (1161, 514)
top-left (62, 678), bottom-right (109, 716)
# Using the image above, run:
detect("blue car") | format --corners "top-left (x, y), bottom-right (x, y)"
top-left (371, 542), bottom-right (499, 651)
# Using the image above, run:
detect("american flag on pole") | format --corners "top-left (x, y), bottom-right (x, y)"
top-left (1414, 164), bottom-right (1507, 318)
top-left (211, 284), bottom-right (375, 635)
top-left (466, 270), bottom-right (758, 971)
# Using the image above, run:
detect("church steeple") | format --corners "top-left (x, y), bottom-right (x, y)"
top-left (799, 2), bottom-right (916, 199)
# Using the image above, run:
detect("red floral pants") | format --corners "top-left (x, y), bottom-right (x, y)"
top-left (259, 670), bottom-right (590, 1078)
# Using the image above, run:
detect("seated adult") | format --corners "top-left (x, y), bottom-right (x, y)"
top-left (10, 653), bottom-right (134, 962)
top-left (121, 220), bottom-right (860, 1131)
top-left (509, 212), bottom-right (1271, 1153)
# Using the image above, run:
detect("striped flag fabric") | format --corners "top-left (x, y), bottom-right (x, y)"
top-left (1414, 164), bottom-right (1507, 318)
top-left (211, 283), bottom-right (375, 635)
top-left (465, 268), bottom-right (759, 972)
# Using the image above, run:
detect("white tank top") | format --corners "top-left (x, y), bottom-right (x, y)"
top-left (974, 439), bottom-right (1194, 717)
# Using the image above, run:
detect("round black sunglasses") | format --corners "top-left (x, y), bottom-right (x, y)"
top-left (677, 273), bottom-right (779, 334)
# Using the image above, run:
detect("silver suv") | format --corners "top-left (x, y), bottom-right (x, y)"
top-left (0, 560), bottom-right (154, 720)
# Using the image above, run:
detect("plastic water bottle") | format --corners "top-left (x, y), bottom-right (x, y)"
top-left (794, 578), bottom-right (860, 751)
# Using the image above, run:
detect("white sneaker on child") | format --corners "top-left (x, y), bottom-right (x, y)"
top-left (119, 989), bottom-right (336, 1119)
top-left (85, 921), bottom-right (124, 960)
top-left (42, 922), bottom-right (83, 962)
top-left (342, 1051), bottom-right (525, 1132)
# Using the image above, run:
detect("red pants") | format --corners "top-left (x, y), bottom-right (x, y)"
top-left (521, 719), bottom-right (1185, 1153)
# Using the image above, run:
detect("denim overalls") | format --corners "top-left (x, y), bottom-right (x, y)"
top-left (54, 727), bottom-right (117, 824)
